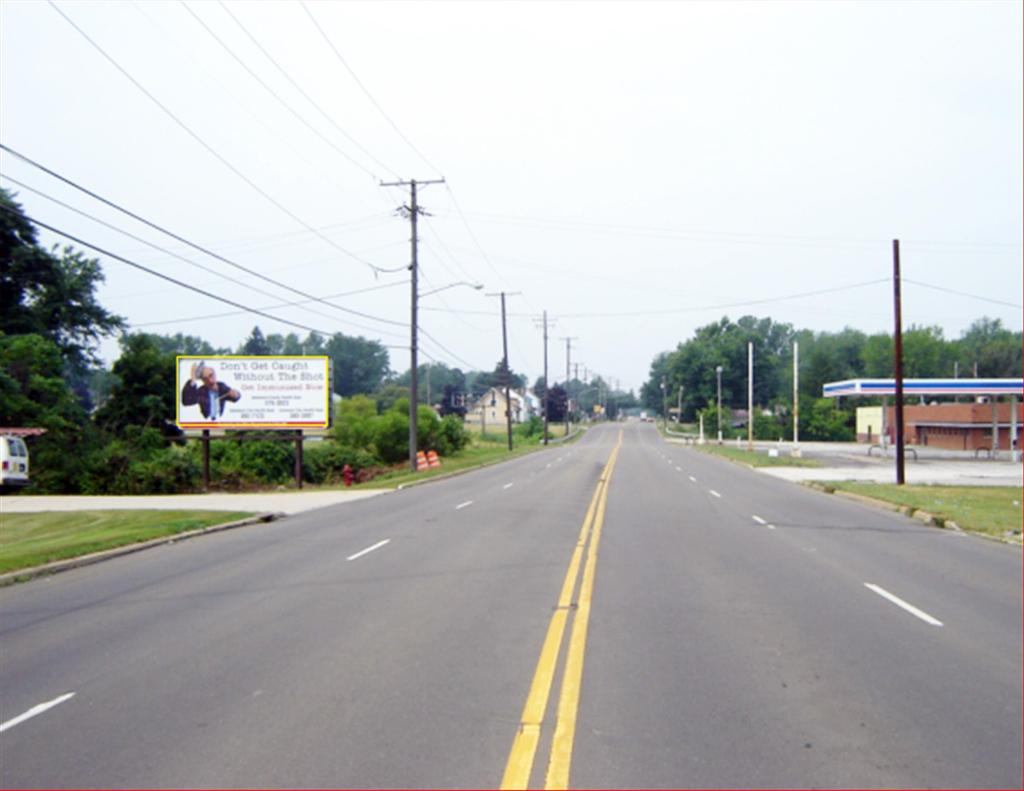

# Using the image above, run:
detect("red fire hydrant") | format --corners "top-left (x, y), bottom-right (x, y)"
top-left (342, 464), bottom-right (354, 487)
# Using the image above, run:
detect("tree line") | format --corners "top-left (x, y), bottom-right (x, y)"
top-left (640, 315), bottom-right (1022, 440)
top-left (0, 188), bottom-right (575, 492)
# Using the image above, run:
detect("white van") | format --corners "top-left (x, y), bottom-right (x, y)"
top-left (0, 435), bottom-right (30, 491)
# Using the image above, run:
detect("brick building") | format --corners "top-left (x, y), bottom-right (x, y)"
top-left (884, 402), bottom-right (1022, 451)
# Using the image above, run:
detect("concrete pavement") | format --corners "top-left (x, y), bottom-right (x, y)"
top-left (0, 488), bottom-right (385, 515)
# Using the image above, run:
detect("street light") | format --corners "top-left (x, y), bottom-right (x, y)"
top-left (410, 280), bottom-right (484, 471)
top-left (716, 365), bottom-right (724, 444)
top-left (420, 281), bottom-right (483, 298)
top-left (661, 377), bottom-right (667, 428)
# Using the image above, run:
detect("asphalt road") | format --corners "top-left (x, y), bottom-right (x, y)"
top-left (1, 423), bottom-right (1020, 789)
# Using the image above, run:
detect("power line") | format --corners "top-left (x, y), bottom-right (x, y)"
top-left (179, 0), bottom-right (392, 181)
top-left (300, 1), bottom-right (442, 178)
top-left (47, 0), bottom-right (390, 276)
top-left (904, 278), bottom-right (1022, 310)
top-left (0, 145), bottom-right (407, 328)
top-left (117, 280), bottom-right (408, 338)
top-left (417, 278), bottom-right (891, 319)
top-left (0, 204), bottom-right (363, 342)
top-left (216, 0), bottom-right (400, 181)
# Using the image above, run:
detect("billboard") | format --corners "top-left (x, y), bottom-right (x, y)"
top-left (176, 356), bottom-right (331, 430)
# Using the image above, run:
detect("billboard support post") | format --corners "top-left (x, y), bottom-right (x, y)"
top-left (294, 431), bottom-right (304, 490)
top-left (202, 429), bottom-right (211, 492)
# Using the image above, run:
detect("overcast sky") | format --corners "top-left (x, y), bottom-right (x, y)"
top-left (2, 0), bottom-right (1021, 393)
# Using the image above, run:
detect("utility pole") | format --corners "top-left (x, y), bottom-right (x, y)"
top-left (534, 311), bottom-right (554, 445)
top-left (893, 239), bottom-right (905, 485)
top-left (747, 341), bottom-right (754, 452)
top-left (380, 177), bottom-right (445, 471)
top-left (791, 341), bottom-right (801, 457)
top-left (561, 337), bottom-right (578, 437)
top-left (487, 291), bottom-right (520, 451)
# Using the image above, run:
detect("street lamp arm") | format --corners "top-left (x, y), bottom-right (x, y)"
top-left (419, 281), bottom-right (483, 298)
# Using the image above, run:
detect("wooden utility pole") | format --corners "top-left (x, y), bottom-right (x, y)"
top-left (893, 239), bottom-right (906, 485)
top-left (536, 311), bottom-right (553, 444)
top-left (380, 177), bottom-right (445, 471)
top-left (487, 291), bottom-right (521, 451)
top-left (561, 337), bottom-right (578, 437)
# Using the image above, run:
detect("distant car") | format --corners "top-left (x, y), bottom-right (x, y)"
top-left (0, 435), bottom-right (30, 492)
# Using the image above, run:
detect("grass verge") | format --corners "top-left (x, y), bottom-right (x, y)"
top-left (691, 443), bottom-right (823, 468)
top-left (0, 510), bottom-right (254, 574)
top-left (821, 483), bottom-right (1023, 540)
top-left (354, 430), bottom-right (583, 490)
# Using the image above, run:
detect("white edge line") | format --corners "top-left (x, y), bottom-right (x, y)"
top-left (346, 539), bottom-right (391, 561)
top-left (675, 467), bottom-right (683, 472)
top-left (503, 483), bottom-right (514, 490)
top-left (752, 515), bottom-right (767, 525)
top-left (0, 692), bottom-right (76, 734)
top-left (688, 476), bottom-right (697, 483)
top-left (864, 583), bottom-right (944, 627)
top-left (709, 490), bottom-right (722, 498)
top-left (455, 500), bottom-right (474, 510)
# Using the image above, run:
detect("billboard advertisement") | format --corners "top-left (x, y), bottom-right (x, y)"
top-left (176, 356), bottom-right (331, 430)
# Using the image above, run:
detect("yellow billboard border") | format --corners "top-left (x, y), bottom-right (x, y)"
top-left (175, 355), bottom-right (332, 430)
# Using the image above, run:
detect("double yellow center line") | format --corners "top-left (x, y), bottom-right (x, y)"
top-left (501, 431), bottom-right (623, 790)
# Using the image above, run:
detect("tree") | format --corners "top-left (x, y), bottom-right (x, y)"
top-left (956, 318), bottom-right (1022, 378)
top-left (240, 326), bottom-right (271, 355)
top-left (0, 332), bottom-right (97, 491)
top-left (93, 333), bottom-right (179, 436)
top-left (326, 333), bottom-right (391, 397)
top-left (544, 385), bottom-right (569, 422)
top-left (1, 189), bottom-right (124, 370)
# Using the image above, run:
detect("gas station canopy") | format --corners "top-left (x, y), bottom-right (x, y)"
top-left (823, 379), bottom-right (1023, 398)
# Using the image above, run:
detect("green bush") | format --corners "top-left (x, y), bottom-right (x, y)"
top-left (437, 414), bottom-right (470, 455)
top-left (331, 395), bottom-right (377, 448)
top-left (372, 411), bottom-right (409, 463)
top-left (187, 438), bottom-right (295, 489)
top-left (514, 416), bottom-right (544, 439)
top-left (84, 440), bottom-right (199, 494)
top-left (303, 441), bottom-right (379, 484)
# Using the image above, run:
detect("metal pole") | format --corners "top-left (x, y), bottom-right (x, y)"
top-left (991, 398), bottom-right (999, 460)
top-left (295, 431), bottom-right (303, 489)
top-left (792, 341), bottom-right (801, 457)
top-left (716, 365), bottom-right (723, 444)
top-left (893, 239), bottom-right (906, 485)
top-left (677, 385), bottom-right (683, 427)
top-left (661, 377), bottom-right (667, 428)
top-left (747, 341), bottom-right (754, 452)
top-left (1011, 396), bottom-right (1019, 463)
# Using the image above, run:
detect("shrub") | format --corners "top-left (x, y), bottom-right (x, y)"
top-left (372, 411), bottom-right (409, 463)
top-left (331, 395), bottom-right (377, 448)
top-left (437, 414), bottom-right (470, 455)
top-left (303, 441), bottom-right (379, 485)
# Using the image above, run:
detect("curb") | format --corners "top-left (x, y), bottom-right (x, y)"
top-left (0, 512), bottom-right (282, 586)
top-left (800, 482), bottom-right (1020, 545)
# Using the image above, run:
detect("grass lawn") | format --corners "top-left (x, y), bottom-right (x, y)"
top-left (0, 510), bottom-right (254, 575)
top-left (692, 443), bottom-right (823, 468)
top-left (824, 483), bottom-right (1023, 539)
